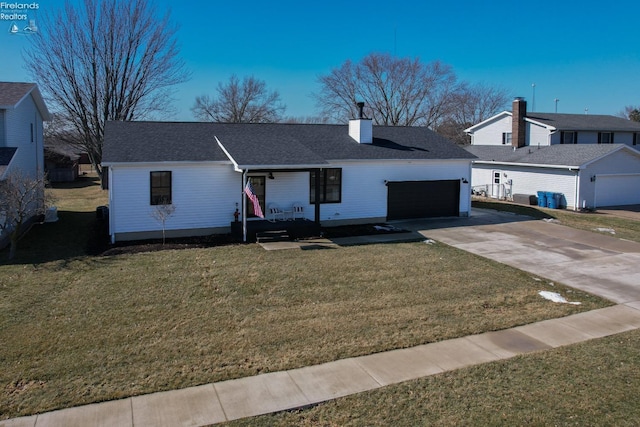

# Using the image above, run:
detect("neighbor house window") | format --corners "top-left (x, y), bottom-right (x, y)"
top-left (598, 132), bottom-right (613, 144)
top-left (561, 131), bottom-right (577, 144)
top-left (634, 133), bottom-right (639, 145)
top-left (310, 168), bottom-right (342, 204)
top-left (502, 132), bottom-right (512, 145)
top-left (150, 171), bottom-right (172, 205)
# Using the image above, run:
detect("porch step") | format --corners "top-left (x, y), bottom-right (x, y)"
top-left (256, 230), bottom-right (291, 243)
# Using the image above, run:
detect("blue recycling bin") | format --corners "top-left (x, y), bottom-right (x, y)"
top-left (537, 191), bottom-right (547, 207)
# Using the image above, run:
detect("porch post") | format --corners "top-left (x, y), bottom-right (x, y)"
top-left (242, 170), bottom-right (247, 242)
top-left (314, 168), bottom-right (321, 225)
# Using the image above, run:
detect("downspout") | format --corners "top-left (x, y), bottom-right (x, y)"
top-left (573, 169), bottom-right (579, 211)
top-left (314, 168), bottom-right (321, 225)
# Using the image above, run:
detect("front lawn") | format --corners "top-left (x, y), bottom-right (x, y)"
top-left (0, 178), bottom-right (615, 420)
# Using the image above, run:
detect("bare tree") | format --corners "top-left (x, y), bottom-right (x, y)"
top-left (150, 200), bottom-right (175, 245)
top-left (24, 0), bottom-right (189, 179)
top-left (618, 105), bottom-right (640, 122)
top-left (192, 75), bottom-right (286, 123)
top-left (437, 83), bottom-right (510, 144)
top-left (314, 53), bottom-right (460, 128)
top-left (0, 170), bottom-right (50, 259)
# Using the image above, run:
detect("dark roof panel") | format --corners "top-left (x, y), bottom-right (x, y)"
top-left (103, 121), bottom-right (229, 163)
top-left (527, 113), bottom-right (640, 132)
top-left (465, 144), bottom-right (635, 167)
top-left (103, 121), bottom-right (476, 166)
top-left (0, 82), bottom-right (36, 107)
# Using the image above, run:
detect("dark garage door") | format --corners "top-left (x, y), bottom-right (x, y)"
top-left (387, 180), bottom-right (460, 220)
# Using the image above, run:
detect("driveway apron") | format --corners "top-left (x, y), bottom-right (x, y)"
top-left (400, 209), bottom-right (640, 305)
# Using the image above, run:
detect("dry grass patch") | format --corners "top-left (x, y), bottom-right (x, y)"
top-left (1, 241), bottom-right (607, 419)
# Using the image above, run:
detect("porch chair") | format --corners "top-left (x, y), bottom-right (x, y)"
top-left (267, 203), bottom-right (286, 222)
top-left (291, 202), bottom-right (305, 220)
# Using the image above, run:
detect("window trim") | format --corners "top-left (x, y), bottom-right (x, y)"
top-left (502, 132), bottom-right (512, 145)
top-left (150, 171), bottom-right (172, 205)
top-left (310, 168), bottom-right (342, 204)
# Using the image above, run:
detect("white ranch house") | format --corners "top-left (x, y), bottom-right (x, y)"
top-left (464, 98), bottom-right (640, 209)
top-left (102, 116), bottom-right (475, 243)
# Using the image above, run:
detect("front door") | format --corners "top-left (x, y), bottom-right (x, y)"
top-left (246, 176), bottom-right (266, 218)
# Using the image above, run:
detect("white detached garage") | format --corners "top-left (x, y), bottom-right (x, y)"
top-left (466, 144), bottom-right (640, 210)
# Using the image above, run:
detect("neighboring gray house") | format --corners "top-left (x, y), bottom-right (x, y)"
top-left (0, 82), bottom-right (51, 247)
top-left (464, 98), bottom-right (640, 209)
top-left (102, 116), bottom-right (476, 243)
top-left (0, 82), bottom-right (50, 179)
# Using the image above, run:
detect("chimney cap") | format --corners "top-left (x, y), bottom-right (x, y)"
top-left (513, 97), bottom-right (525, 101)
top-left (356, 101), bottom-right (365, 119)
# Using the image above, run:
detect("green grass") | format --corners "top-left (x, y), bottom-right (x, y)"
top-left (224, 329), bottom-right (640, 426)
top-left (473, 199), bottom-right (640, 243)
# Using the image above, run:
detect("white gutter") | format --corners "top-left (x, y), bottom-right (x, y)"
top-left (472, 160), bottom-right (579, 170)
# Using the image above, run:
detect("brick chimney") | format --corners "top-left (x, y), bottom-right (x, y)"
top-left (512, 97), bottom-right (527, 148)
top-left (349, 102), bottom-right (373, 144)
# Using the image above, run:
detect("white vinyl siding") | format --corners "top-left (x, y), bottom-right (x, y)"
top-left (472, 164), bottom-right (577, 208)
top-left (3, 94), bottom-right (44, 178)
top-left (109, 163), bottom-right (238, 237)
top-left (469, 114), bottom-right (512, 145)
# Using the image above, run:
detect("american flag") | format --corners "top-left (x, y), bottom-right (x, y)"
top-left (244, 181), bottom-right (264, 218)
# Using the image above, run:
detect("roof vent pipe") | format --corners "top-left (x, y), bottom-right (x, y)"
top-left (356, 102), bottom-right (365, 119)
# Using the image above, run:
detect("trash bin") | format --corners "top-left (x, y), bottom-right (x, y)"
top-left (537, 191), bottom-right (547, 207)
top-left (546, 192), bottom-right (557, 209)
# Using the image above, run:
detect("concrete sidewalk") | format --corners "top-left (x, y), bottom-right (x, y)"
top-left (4, 304), bottom-right (640, 427)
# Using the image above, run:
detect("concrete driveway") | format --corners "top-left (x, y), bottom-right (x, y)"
top-left (398, 209), bottom-right (640, 305)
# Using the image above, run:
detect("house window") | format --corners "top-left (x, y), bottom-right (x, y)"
top-left (561, 131), bottom-right (577, 144)
top-left (502, 132), bottom-right (512, 145)
top-left (310, 168), bottom-right (342, 204)
top-left (246, 176), bottom-right (266, 218)
top-left (150, 171), bottom-right (172, 205)
top-left (598, 132), bottom-right (613, 144)
top-left (634, 133), bottom-right (638, 146)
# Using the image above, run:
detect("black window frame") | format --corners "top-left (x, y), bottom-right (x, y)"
top-left (150, 171), bottom-right (172, 205)
top-left (310, 168), bottom-right (342, 204)
top-left (561, 131), bottom-right (577, 144)
top-left (598, 132), bottom-right (613, 144)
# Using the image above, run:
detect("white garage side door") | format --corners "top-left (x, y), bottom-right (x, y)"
top-left (595, 174), bottom-right (640, 207)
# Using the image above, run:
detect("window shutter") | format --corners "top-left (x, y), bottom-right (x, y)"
top-left (611, 133), bottom-right (614, 144)
top-left (597, 132), bottom-right (601, 144)
top-left (560, 132), bottom-right (564, 144)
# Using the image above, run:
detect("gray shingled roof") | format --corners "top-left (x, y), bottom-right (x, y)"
top-left (465, 144), bottom-right (637, 167)
top-left (103, 121), bottom-right (476, 166)
top-left (103, 122), bottom-right (230, 163)
top-left (0, 82), bottom-right (36, 108)
top-left (526, 113), bottom-right (640, 132)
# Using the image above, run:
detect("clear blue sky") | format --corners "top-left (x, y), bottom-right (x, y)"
top-left (2, 0), bottom-right (639, 121)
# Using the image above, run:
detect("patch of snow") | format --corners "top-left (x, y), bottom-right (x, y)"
top-left (423, 239), bottom-right (436, 245)
top-left (542, 218), bottom-right (560, 223)
top-left (538, 290), bottom-right (581, 305)
top-left (594, 227), bottom-right (615, 235)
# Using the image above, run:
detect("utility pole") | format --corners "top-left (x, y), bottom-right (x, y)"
top-left (554, 98), bottom-right (559, 113)
top-left (531, 83), bottom-right (536, 111)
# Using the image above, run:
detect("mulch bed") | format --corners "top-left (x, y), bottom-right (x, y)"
top-left (97, 223), bottom-right (407, 256)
